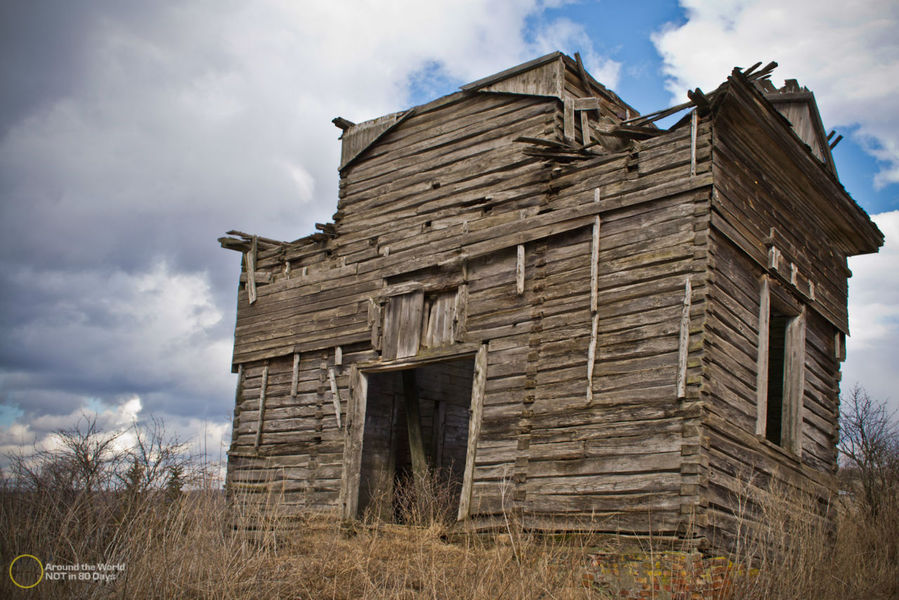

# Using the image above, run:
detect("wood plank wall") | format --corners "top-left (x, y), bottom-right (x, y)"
top-left (699, 94), bottom-right (845, 549)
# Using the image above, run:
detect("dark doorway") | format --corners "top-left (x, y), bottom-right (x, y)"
top-left (357, 357), bottom-right (475, 521)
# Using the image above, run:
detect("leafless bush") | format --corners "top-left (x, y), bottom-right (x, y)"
top-left (839, 384), bottom-right (899, 517)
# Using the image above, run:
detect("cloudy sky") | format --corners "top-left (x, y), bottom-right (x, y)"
top-left (1, 0), bottom-right (897, 466)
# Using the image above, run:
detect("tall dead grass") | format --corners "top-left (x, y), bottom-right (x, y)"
top-left (2, 420), bottom-right (897, 598)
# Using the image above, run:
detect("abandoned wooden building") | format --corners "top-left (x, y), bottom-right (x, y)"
top-left (219, 52), bottom-right (883, 550)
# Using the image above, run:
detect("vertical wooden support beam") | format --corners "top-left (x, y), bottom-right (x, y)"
top-left (755, 276), bottom-right (771, 436)
top-left (340, 364), bottom-right (367, 519)
top-left (690, 110), bottom-right (698, 178)
top-left (580, 111), bottom-right (591, 145)
top-left (234, 364), bottom-right (244, 405)
top-left (590, 215), bottom-right (601, 313)
top-left (402, 370), bottom-right (428, 479)
top-left (563, 97), bottom-right (575, 143)
top-left (254, 361), bottom-right (269, 453)
top-left (586, 204), bottom-right (601, 404)
top-left (676, 278), bottom-right (692, 399)
top-left (834, 331), bottom-right (845, 362)
top-left (784, 305), bottom-right (807, 455)
top-left (458, 342), bottom-right (488, 521)
top-left (516, 244), bottom-right (525, 295)
top-left (231, 364), bottom-right (244, 447)
top-left (433, 400), bottom-right (446, 468)
top-left (368, 298), bottom-right (382, 351)
top-left (586, 313), bottom-right (600, 405)
top-left (290, 352), bottom-right (300, 399)
top-left (245, 235), bottom-right (258, 305)
top-left (454, 262), bottom-right (469, 342)
top-left (328, 367), bottom-right (343, 429)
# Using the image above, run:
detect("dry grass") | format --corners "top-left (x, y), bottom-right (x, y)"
top-left (3, 470), bottom-right (897, 599)
top-left (2, 424), bottom-right (897, 599)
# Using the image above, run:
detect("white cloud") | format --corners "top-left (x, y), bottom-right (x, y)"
top-left (845, 211), bottom-right (899, 413)
top-left (652, 0), bottom-right (899, 186)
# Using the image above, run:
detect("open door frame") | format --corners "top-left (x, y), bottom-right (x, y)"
top-left (339, 343), bottom-right (488, 522)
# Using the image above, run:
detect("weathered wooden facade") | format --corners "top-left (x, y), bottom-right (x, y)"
top-left (220, 52), bottom-right (882, 550)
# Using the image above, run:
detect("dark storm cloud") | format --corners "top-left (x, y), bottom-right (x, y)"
top-left (0, 0), bottom-right (564, 444)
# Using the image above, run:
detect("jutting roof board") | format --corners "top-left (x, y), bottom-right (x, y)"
top-left (219, 52), bottom-right (882, 552)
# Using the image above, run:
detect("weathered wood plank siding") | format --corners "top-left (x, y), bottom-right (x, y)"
top-left (223, 57), bottom-right (880, 550)
top-left (698, 80), bottom-right (853, 547)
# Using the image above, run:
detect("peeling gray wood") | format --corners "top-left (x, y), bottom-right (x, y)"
top-left (690, 110), bottom-right (698, 178)
top-left (335, 345), bottom-right (343, 366)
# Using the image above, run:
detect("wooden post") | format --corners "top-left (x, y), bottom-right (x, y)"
top-left (586, 313), bottom-right (599, 404)
top-left (784, 306), bottom-right (806, 455)
top-left (290, 352), bottom-right (300, 399)
top-left (328, 367), bottom-right (343, 429)
top-left (580, 111), bottom-right (591, 145)
top-left (458, 343), bottom-right (488, 521)
top-left (755, 276), bottom-right (770, 436)
top-left (676, 278), bottom-right (692, 399)
top-left (690, 110), bottom-right (698, 178)
top-left (245, 235), bottom-right (258, 305)
top-left (340, 365), bottom-right (367, 519)
top-left (254, 361), bottom-right (269, 453)
top-left (590, 215), bottom-right (600, 313)
top-left (231, 364), bottom-right (244, 446)
top-left (563, 97), bottom-right (575, 143)
top-left (516, 244), bottom-right (525, 295)
top-left (402, 369), bottom-right (429, 497)
top-left (335, 346), bottom-right (343, 366)
top-left (587, 206), bottom-right (601, 404)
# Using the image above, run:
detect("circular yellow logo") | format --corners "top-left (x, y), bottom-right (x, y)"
top-left (9, 554), bottom-right (44, 589)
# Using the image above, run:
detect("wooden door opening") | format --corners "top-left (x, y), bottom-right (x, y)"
top-left (356, 357), bottom-right (475, 521)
